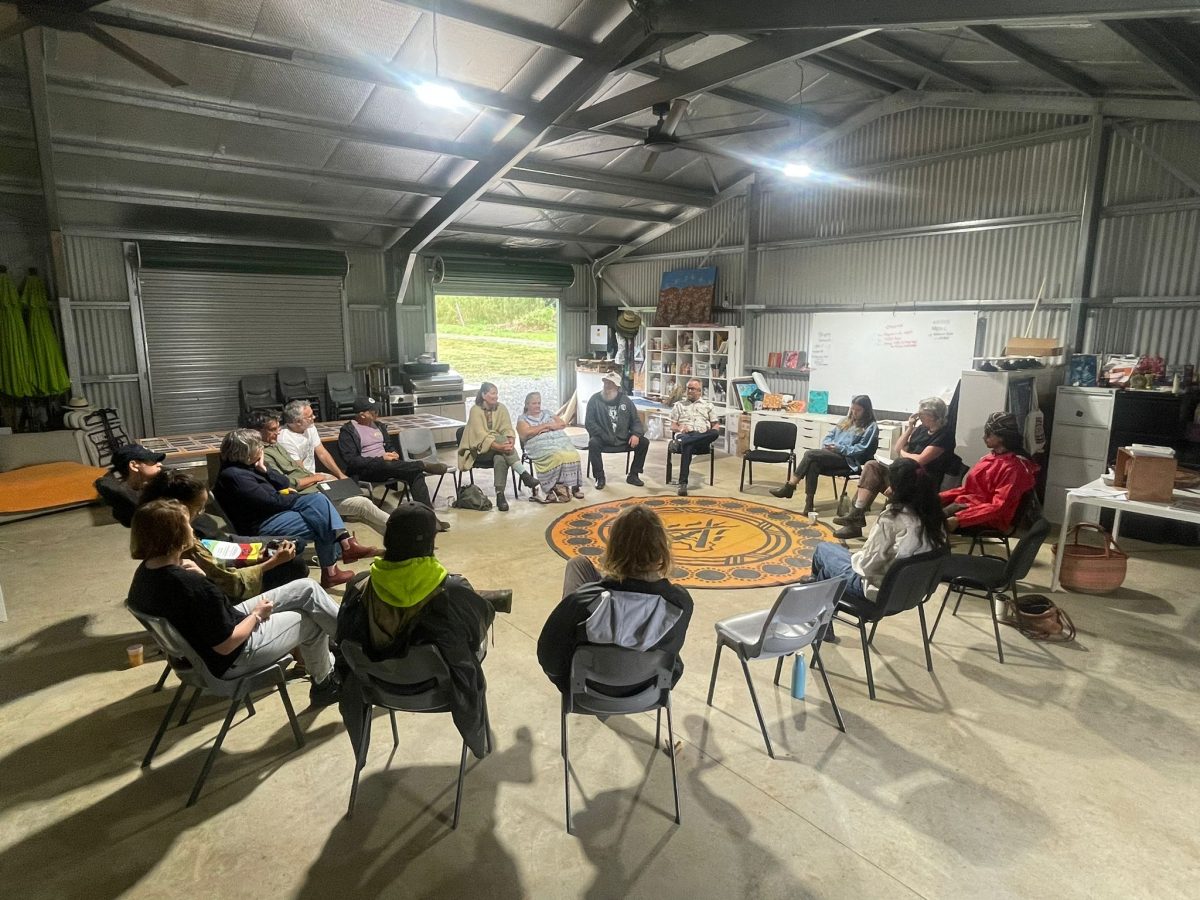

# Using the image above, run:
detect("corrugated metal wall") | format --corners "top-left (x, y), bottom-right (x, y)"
top-left (0, 224), bottom-right (48, 278)
top-left (601, 252), bottom-right (745, 308)
top-left (559, 263), bottom-right (596, 406)
top-left (344, 249), bottom-right (392, 394)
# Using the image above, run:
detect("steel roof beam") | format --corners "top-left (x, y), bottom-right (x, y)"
top-left (46, 78), bottom-right (489, 160)
top-left (88, 9), bottom-right (540, 118)
top-left (379, 0), bottom-right (598, 58)
top-left (438, 224), bottom-right (628, 247)
top-left (916, 89), bottom-right (1200, 120)
top-left (387, 17), bottom-right (654, 257)
top-left (861, 33), bottom-right (991, 92)
top-left (641, 0), bottom-right (1200, 33)
top-left (471, 193), bottom-right (676, 223)
top-left (612, 34), bottom-right (708, 75)
top-left (808, 50), bottom-right (913, 93)
top-left (561, 29), bottom-right (868, 132)
top-left (505, 160), bottom-right (715, 207)
top-left (1102, 19), bottom-right (1200, 101)
top-left (967, 25), bottom-right (1102, 96)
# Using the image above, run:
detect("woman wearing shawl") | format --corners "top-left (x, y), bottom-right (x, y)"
top-left (457, 382), bottom-right (539, 511)
top-left (516, 391), bottom-right (584, 503)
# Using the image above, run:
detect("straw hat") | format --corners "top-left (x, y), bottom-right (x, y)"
top-left (66, 396), bottom-right (90, 409)
top-left (615, 309), bottom-right (642, 338)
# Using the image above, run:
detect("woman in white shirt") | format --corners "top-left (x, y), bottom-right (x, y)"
top-left (806, 458), bottom-right (948, 640)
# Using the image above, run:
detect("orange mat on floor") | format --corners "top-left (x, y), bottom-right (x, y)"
top-left (0, 461), bottom-right (107, 514)
top-left (546, 495), bottom-right (840, 590)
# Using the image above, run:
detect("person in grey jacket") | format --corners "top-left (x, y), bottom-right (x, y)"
top-left (584, 374), bottom-right (649, 489)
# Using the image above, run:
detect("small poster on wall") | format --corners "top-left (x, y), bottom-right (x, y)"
top-left (655, 267), bottom-right (716, 326)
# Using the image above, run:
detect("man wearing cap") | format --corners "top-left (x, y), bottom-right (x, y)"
top-left (669, 379), bottom-right (721, 497)
top-left (337, 399), bottom-right (449, 521)
top-left (940, 411), bottom-right (1039, 533)
top-left (584, 374), bottom-right (649, 490)
top-left (94, 444), bottom-right (166, 527)
top-left (335, 503), bottom-right (496, 759)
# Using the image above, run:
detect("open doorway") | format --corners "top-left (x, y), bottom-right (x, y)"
top-left (433, 295), bottom-right (560, 416)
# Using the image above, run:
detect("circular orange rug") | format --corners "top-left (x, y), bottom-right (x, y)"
top-left (546, 495), bottom-right (840, 590)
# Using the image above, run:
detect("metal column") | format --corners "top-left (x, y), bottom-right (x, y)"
top-left (1067, 115), bottom-right (1110, 352)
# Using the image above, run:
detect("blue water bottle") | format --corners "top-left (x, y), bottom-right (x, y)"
top-left (791, 653), bottom-right (807, 700)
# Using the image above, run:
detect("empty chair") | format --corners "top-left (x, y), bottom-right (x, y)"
top-left (398, 427), bottom-right (446, 504)
top-left (126, 604), bottom-right (303, 807)
top-left (278, 367), bottom-right (320, 421)
top-left (740, 420), bottom-right (797, 492)
top-left (239, 374), bottom-right (280, 417)
top-left (326, 372), bottom-right (358, 420)
top-left (561, 646), bottom-right (680, 834)
top-left (930, 518), bottom-right (1051, 664)
top-left (831, 548), bottom-right (948, 700)
top-left (453, 426), bottom-right (520, 498)
top-left (341, 639), bottom-right (489, 827)
top-left (707, 579), bottom-right (846, 758)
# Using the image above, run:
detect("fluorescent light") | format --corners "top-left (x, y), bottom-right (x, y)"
top-left (414, 81), bottom-right (464, 109)
top-left (783, 162), bottom-right (813, 178)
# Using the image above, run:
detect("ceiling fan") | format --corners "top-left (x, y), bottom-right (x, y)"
top-left (0, 1), bottom-right (186, 87)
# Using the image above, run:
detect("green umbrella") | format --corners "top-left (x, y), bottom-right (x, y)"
top-left (0, 270), bottom-right (35, 399)
top-left (21, 273), bottom-right (70, 397)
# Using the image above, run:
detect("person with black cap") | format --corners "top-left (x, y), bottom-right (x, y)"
top-left (337, 398), bottom-right (450, 529)
top-left (335, 503), bottom-right (497, 759)
top-left (940, 411), bottom-right (1039, 533)
top-left (583, 373), bottom-right (649, 490)
top-left (94, 444), bottom-right (166, 527)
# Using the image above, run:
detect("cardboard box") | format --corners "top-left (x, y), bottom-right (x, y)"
top-left (1114, 447), bottom-right (1176, 502)
top-left (1005, 337), bottom-right (1064, 356)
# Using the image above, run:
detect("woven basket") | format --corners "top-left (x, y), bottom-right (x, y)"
top-left (1053, 523), bottom-right (1127, 594)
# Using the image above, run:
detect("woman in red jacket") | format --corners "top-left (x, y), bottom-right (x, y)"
top-left (941, 412), bottom-right (1039, 533)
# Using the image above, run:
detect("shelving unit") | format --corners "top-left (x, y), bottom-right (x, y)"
top-left (643, 326), bottom-right (742, 412)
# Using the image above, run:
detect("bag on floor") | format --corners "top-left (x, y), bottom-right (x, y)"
top-left (1001, 594), bottom-right (1076, 642)
top-left (453, 484), bottom-right (493, 511)
top-left (836, 487), bottom-right (853, 518)
top-left (1053, 523), bottom-right (1127, 593)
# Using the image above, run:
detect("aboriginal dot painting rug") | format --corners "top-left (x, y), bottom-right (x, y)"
top-left (546, 495), bottom-right (840, 590)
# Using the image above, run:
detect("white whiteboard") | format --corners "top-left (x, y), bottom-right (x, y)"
top-left (808, 311), bottom-right (978, 413)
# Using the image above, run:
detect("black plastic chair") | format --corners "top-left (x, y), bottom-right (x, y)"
top-left (957, 489), bottom-right (1037, 559)
top-left (341, 639), bottom-right (489, 827)
top-left (561, 646), bottom-right (680, 834)
top-left (326, 372), bottom-right (358, 419)
top-left (239, 374), bottom-right (280, 417)
top-left (930, 518), bottom-right (1051, 664)
top-left (740, 420), bottom-right (797, 492)
top-left (584, 445), bottom-right (631, 479)
top-left (665, 437), bottom-right (717, 487)
top-left (707, 579), bottom-right (846, 757)
top-left (832, 548), bottom-right (948, 700)
top-left (453, 426), bottom-right (520, 498)
top-left (126, 604), bottom-right (303, 808)
top-left (278, 367), bottom-right (321, 421)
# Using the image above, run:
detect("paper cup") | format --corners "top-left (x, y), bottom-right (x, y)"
top-left (808, 512), bottom-right (819, 525)
top-left (126, 644), bottom-right (144, 668)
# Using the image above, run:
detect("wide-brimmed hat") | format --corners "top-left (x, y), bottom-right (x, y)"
top-left (615, 309), bottom-right (642, 338)
top-left (66, 397), bottom-right (90, 409)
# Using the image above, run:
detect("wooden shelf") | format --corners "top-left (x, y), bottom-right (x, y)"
top-left (748, 367), bottom-right (811, 377)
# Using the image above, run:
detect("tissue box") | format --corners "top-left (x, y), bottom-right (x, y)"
top-left (1114, 448), bottom-right (1176, 502)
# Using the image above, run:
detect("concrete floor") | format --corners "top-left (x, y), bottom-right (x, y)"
top-left (1, 443), bottom-right (1198, 899)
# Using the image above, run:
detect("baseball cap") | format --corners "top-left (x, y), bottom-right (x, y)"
top-left (112, 444), bottom-right (166, 475)
top-left (351, 397), bottom-right (380, 413)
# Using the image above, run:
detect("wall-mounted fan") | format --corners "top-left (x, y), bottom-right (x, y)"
top-left (0, 1), bottom-right (186, 87)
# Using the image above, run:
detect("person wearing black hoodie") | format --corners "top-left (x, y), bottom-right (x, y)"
top-left (583, 374), bottom-right (649, 490)
top-left (538, 505), bottom-right (693, 693)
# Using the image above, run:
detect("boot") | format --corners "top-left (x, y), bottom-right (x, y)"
top-left (832, 523), bottom-right (863, 540)
top-left (340, 534), bottom-right (381, 564)
top-left (833, 507), bottom-right (867, 527)
top-left (424, 460), bottom-right (449, 476)
top-left (769, 482), bottom-right (796, 499)
top-left (519, 470), bottom-right (539, 492)
top-left (496, 492), bottom-right (509, 512)
top-left (321, 565), bottom-right (354, 589)
top-left (478, 588), bottom-right (513, 614)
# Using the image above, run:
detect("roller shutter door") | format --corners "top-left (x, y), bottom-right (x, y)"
top-left (139, 270), bottom-right (346, 434)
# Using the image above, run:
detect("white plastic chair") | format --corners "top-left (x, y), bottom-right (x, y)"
top-left (706, 579), bottom-right (846, 758)
top-left (398, 427), bottom-right (446, 504)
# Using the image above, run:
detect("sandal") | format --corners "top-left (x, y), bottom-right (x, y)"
top-left (554, 487), bottom-right (571, 502)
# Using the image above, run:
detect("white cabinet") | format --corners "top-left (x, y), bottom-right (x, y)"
top-left (1045, 386), bottom-right (1115, 522)
top-left (644, 326), bottom-right (742, 413)
top-left (956, 367), bottom-right (1064, 467)
top-left (750, 411), bottom-right (840, 456)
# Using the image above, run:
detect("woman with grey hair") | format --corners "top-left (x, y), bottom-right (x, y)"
top-left (212, 428), bottom-right (379, 589)
top-left (832, 396), bottom-right (958, 539)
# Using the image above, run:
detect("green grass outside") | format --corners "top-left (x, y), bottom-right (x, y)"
top-left (438, 323), bottom-right (556, 342)
top-left (438, 335), bottom-right (558, 378)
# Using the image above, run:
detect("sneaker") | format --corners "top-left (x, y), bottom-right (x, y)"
top-left (770, 483), bottom-right (796, 498)
top-left (833, 524), bottom-right (863, 540)
top-left (309, 672), bottom-right (342, 707)
top-left (496, 492), bottom-right (509, 512)
top-left (595, 476), bottom-right (606, 490)
top-left (677, 483), bottom-right (688, 497)
top-left (626, 474), bottom-right (644, 487)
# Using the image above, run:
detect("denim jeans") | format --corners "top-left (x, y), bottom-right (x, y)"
top-left (224, 577), bottom-right (339, 683)
top-left (259, 494), bottom-right (346, 567)
top-left (810, 541), bottom-right (867, 602)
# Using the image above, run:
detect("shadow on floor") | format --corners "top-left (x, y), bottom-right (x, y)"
top-left (0, 719), bottom-right (340, 900)
top-left (0, 615), bottom-right (146, 707)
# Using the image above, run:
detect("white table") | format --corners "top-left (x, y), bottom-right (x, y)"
top-left (1050, 477), bottom-right (1200, 591)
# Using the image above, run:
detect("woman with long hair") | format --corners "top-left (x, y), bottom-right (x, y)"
top-left (807, 458), bottom-right (948, 639)
top-left (771, 394), bottom-right (879, 513)
top-left (457, 381), bottom-right (539, 511)
top-left (537, 505), bottom-right (694, 692)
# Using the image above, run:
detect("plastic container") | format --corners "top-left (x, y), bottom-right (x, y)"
top-left (791, 654), bottom-right (806, 700)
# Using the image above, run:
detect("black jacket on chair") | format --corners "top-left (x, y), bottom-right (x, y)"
top-left (212, 462), bottom-right (295, 536)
